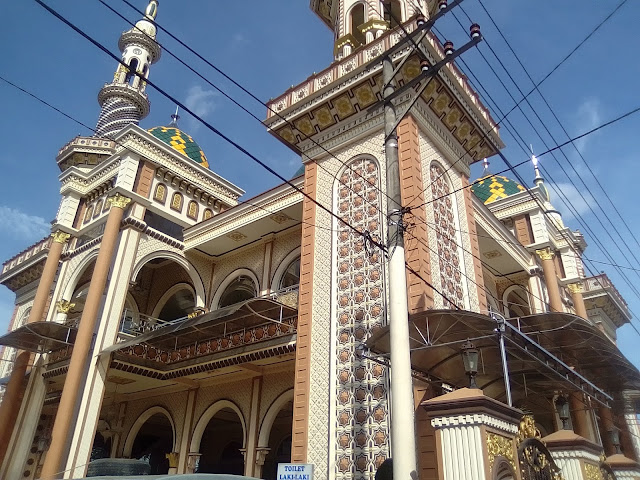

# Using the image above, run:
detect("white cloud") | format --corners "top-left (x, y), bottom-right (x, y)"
top-left (574, 99), bottom-right (601, 151)
top-left (184, 85), bottom-right (218, 121)
top-left (0, 206), bottom-right (50, 242)
top-left (231, 33), bottom-right (248, 46)
top-left (548, 182), bottom-right (596, 220)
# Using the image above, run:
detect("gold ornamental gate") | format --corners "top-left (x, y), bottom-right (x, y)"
top-left (516, 416), bottom-right (564, 480)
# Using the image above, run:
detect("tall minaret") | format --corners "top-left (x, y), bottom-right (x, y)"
top-left (94, 0), bottom-right (161, 138)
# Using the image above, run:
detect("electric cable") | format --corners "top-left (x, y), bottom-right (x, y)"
top-left (453, 5), bottom-right (640, 280)
top-left (33, 0), bottom-right (460, 309)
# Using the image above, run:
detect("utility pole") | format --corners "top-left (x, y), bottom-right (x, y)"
top-left (380, 3), bottom-right (482, 479)
top-left (383, 52), bottom-right (418, 480)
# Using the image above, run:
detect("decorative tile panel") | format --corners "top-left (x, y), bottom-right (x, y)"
top-left (333, 157), bottom-right (390, 480)
top-left (429, 162), bottom-right (464, 308)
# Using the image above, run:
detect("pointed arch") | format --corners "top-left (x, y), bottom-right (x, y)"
top-left (61, 250), bottom-right (100, 302)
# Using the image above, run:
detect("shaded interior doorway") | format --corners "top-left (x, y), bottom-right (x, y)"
top-left (130, 413), bottom-right (173, 474)
top-left (197, 407), bottom-right (245, 474)
top-left (262, 400), bottom-right (293, 480)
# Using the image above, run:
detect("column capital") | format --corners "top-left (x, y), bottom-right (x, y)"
top-left (255, 447), bottom-right (271, 466)
top-left (536, 247), bottom-right (554, 261)
top-left (567, 282), bottom-right (584, 294)
top-left (107, 193), bottom-right (132, 210)
top-left (51, 231), bottom-right (71, 244)
top-left (55, 300), bottom-right (75, 314)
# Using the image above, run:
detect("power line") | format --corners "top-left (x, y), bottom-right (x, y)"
top-left (96, 0), bottom-right (394, 225)
top-left (33, 0), bottom-right (460, 309)
top-left (382, 2), bottom-right (640, 328)
top-left (378, 4), bottom-right (640, 331)
top-left (490, 0), bottom-right (629, 127)
top-left (453, 5), bottom-right (640, 280)
top-left (440, 8), bottom-right (640, 304)
top-left (473, 0), bottom-right (640, 274)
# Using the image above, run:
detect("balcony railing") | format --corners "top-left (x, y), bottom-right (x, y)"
top-left (117, 286), bottom-right (299, 340)
top-left (584, 273), bottom-right (628, 307)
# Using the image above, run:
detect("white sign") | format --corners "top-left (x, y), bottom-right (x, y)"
top-left (277, 463), bottom-right (314, 480)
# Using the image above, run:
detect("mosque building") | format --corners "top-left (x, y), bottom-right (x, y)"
top-left (0, 1), bottom-right (639, 479)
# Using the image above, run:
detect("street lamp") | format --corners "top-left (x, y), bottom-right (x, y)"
top-left (555, 395), bottom-right (570, 430)
top-left (461, 340), bottom-right (479, 389)
top-left (610, 429), bottom-right (622, 454)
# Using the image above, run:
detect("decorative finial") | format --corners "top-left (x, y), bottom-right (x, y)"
top-left (169, 106), bottom-right (180, 127)
top-left (481, 158), bottom-right (490, 176)
top-left (145, 0), bottom-right (159, 21)
top-left (531, 145), bottom-right (543, 184)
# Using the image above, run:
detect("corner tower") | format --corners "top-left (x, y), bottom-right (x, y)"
top-left (94, 0), bottom-right (161, 138)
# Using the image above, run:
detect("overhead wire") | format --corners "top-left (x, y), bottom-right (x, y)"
top-left (437, 6), bottom-right (640, 307)
top-left (452, 4), bottom-right (640, 282)
top-left (33, 0), bottom-right (460, 309)
top-left (476, 0), bottom-right (640, 260)
top-left (433, 16), bottom-right (640, 327)
top-left (381, 3), bottom-right (640, 332)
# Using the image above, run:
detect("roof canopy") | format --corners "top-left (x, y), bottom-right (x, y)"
top-left (103, 297), bottom-right (297, 354)
top-left (366, 310), bottom-right (640, 407)
top-left (0, 321), bottom-right (76, 353)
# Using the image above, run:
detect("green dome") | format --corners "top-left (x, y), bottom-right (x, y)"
top-left (148, 126), bottom-right (209, 168)
top-left (472, 174), bottom-right (526, 204)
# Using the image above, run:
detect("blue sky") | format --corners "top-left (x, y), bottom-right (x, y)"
top-left (1, 0), bottom-right (639, 372)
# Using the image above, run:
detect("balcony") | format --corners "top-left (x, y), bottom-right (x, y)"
top-left (102, 287), bottom-right (299, 374)
top-left (583, 274), bottom-right (631, 329)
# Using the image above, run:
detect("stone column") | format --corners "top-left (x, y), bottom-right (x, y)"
top-left (599, 405), bottom-right (616, 456)
top-left (177, 388), bottom-right (198, 474)
top-left (423, 388), bottom-right (522, 480)
top-left (569, 392), bottom-right (592, 440)
top-left (40, 194), bottom-right (130, 480)
top-left (244, 376), bottom-right (263, 477)
top-left (64, 201), bottom-right (145, 477)
top-left (536, 248), bottom-right (564, 313)
top-left (0, 231), bottom-right (70, 465)
top-left (568, 283), bottom-right (588, 319)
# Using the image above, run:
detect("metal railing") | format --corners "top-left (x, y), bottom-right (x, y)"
top-left (117, 285), bottom-right (299, 339)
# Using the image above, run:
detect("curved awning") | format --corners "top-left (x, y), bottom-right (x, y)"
top-left (102, 297), bottom-right (297, 354)
top-left (366, 310), bottom-right (640, 406)
top-left (0, 321), bottom-right (77, 353)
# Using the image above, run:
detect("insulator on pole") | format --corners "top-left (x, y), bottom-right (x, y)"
top-left (438, 0), bottom-right (448, 11)
top-left (416, 14), bottom-right (426, 28)
top-left (420, 59), bottom-right (430, 73)
top-left (470, 23), bottom-right (482, 39)
top-left (443, 41), bottom-right (455, 56)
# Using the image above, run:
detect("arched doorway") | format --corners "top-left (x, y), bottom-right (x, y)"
top-left (197, 407), bottom-right (245, 474)
top-left (259, 390), bottom-right (294, 480)
top-left (129, 413), bottom-right (174, 474)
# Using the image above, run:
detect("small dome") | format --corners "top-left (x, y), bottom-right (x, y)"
top-left (148, 126), bottom-right (209, 168)
top-left (472, 174), bottom-right (526, 204)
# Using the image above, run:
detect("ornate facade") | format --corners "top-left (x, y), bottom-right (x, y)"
top-left (0, 1), bottom-right (639, 480)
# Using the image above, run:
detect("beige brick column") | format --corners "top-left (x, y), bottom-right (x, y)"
top-left (40, 194), bottom-right (130, 480)
top-left (536, 248), bottom-right (563, 313)
top-left (0, 231), bottom-right (70, 464)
